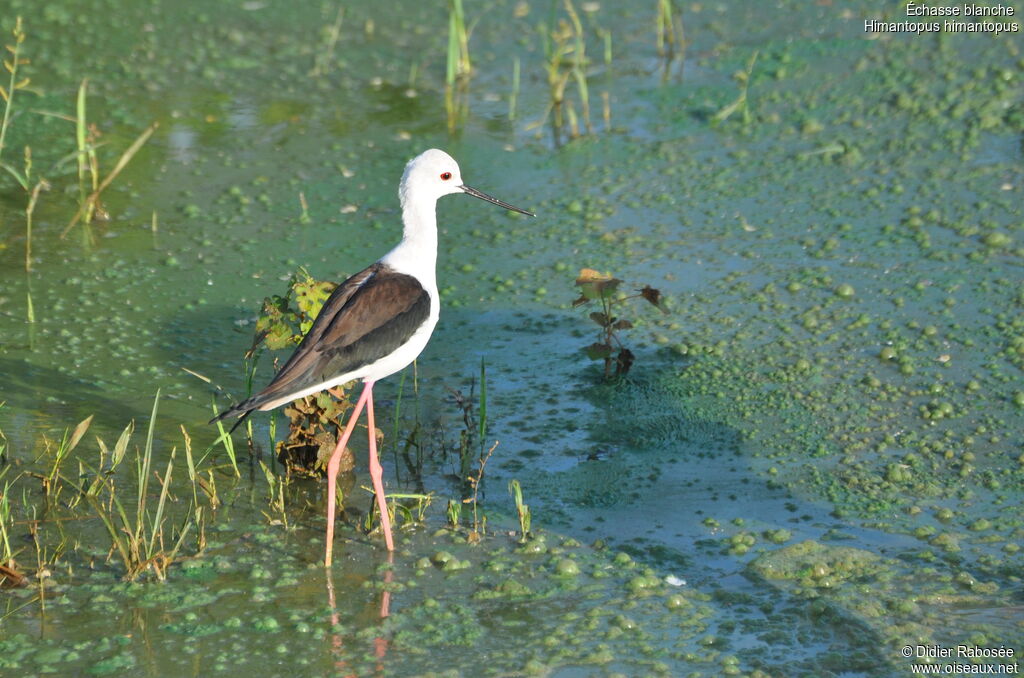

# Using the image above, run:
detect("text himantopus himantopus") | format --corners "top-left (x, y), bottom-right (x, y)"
top-left (211, 149), bottom-right (534, 565)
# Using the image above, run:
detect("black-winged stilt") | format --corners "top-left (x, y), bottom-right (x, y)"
top-left (212, 149), bottom-right (534, 565)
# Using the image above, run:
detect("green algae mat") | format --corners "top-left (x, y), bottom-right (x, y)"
top-left (1, 0), bottom-right (1022, 676)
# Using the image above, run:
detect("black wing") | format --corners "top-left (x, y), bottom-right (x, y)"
top-left (211, 263), bottom-right (430, 424)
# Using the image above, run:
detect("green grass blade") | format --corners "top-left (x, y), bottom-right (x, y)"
top-left (478, 358), bottom-right (487, 457)
top-left (210, 398), bottom-right (239, 477)
top-left (147, 449), bottom-right (174, 560)
top-left (136, 390), bottom-right (160, 539)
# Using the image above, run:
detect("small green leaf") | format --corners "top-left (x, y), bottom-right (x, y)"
top-left (589, 311), bottom-right (610, 327)
top-left (0, 162), bottom-right (28, 190)
top-left (583, 342), bottom-right (613, 360)
top-left (294, 278), bottom-right (336, 319)
top-left (67, 415), bottom-right (94, 454)
top-left (596, 278), bottom-right (622, 299)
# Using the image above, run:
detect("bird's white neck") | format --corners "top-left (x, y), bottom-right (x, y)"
top-left (381, 194), bottom-right (438, 288)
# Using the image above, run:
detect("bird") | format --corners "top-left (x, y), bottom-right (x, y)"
top-left (211, 149), bottom-right (534, 566)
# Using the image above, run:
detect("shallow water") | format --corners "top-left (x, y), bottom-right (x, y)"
top-left (1, 0), bottom-right (1022, 676)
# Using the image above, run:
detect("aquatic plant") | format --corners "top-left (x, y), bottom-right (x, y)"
top-left (179, 425), bottom-right (209, 552)
top-left (463, 441), bottom-right (497, 542)
top-left (0, 20), bottom-right (48, 273)
top-left (311, 5), bottom-right (344, 77)
top-left (74, 79), bottom-right (101, 225)
top-left (0, 467), bottom-right (23, 586)
top-left (208, 399), bottom-right (240, 476)
top-left (508, 478), bottom-right (531, 542)
top-left (0, 17), bottom-right (29, 175)
top-left (245, 268), bottom-right (356, 475)
top-left (21, 151), bottom-right (48, 273)
top-left (447, 358), bottom-right (489, 489)
top-left (377, 491), bottom-right (434, 534)
top-left (444, 0), bottom-right (473, 132)
top-left (446, 498), bottom-right (461, 528)
top-left (86, 392), bottom-right (196, 581)
top-left (655, 0), bottom-right (685, 59)
top-left (711, 50), bottom-right (759, 127)
top-left (446, 0), bottom-right (471, 85)
top-left (1, 145), bottom-right (50, 274)
top-left (655, 0), bottom-right (685, 80)
top-left (42, 414), bottom-right (93, 507)
top-left (258, 460), bottom-right (290, 528)
top-left (298, 190), bottom-right (311, 224)
top-left (573, 268), bottom-right (667, 379)
top-left (61, 88), bottom-right (157, 237)
top-left (532, 0), bottom-right (593, 144)
top-left (508, 56), bottom-right (520, 121)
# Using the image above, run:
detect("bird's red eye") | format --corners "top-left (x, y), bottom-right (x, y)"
top-left (440, 172), bottom-right (452, 181)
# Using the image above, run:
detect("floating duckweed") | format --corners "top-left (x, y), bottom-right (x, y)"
top-left (518, 539), bottom-right (548, 555)
top-left (727, 532), bottom-right (757, 555)
top-left (555, 558), bottom-right (581, 577)
top-left (982, 232), bottom-right (1012, 248)
top-left (763, 529), bottom-right (792, 544)
top-left (612, 615), bottom-right (638, 631)
top-left (835, 283), bottom-right (855, 299)
top-left (252, 616), bottom-right (279, 632)
top-left (430, 551), bottom-right (454, 567)
top-left (665, 594), bottom-right (690, 611)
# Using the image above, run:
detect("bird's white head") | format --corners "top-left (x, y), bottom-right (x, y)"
top-left (399, 149), bottom-right (464, 206)
top-left (399, 148), bottom-right (535, 216)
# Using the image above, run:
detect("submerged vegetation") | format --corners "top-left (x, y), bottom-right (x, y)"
top-left (244, 269), bottom-right (354, 475)
top-left (574, 268), bottom-right (667, 379)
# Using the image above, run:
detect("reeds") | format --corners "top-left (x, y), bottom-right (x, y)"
top-left (711, 50), bottom-right (759, 127)
top-left (61, 81), bottom-right (157, 237)
top-left (655, 0), bottom-right (680, 58)
top-left (210, 397), bottom-right (241, 476)
top-left (463, 441), bottom-right (496, 541)
top-left (444, 0), bottom-right (474, 133)
top-left (86, 391), bottom-right (195, 581)
top-left (311, 5), bottom-right (345, 77)
top-left (74, 79), bottom-right (99, 224)
top-left (508, 478), bottom-right (531, 542)
top-left (0, 17), bottom-right (29, 172)
top-left (258, 461), bottom-right (289, 528)
top-left (446, 0), bottom-right (471, 85)
top-left (508, 57), bottom-right (520, 121)
top-left (532, 0), bottom-right (593, 144)
top-left (0, 470), bottom-right (16, 577)
top-left (0, 20), bottom-right (49, 273)
top-left (449, 359), bottom-right (489, 487)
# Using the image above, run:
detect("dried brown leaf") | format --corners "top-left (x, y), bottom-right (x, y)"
top-left (640, 285), bottom-right (668, 313)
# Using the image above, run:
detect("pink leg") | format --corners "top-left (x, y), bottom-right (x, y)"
top-left (364, 382), bottom-right (395, 551)
top-left (325, 383), bottom-right (371, 567)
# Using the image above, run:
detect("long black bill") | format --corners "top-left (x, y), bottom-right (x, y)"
top-left (461, 184), bottom-right (535, 217)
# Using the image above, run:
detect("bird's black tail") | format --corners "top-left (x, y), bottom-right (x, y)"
top-left (209, 396), bottom-right (262, 433)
